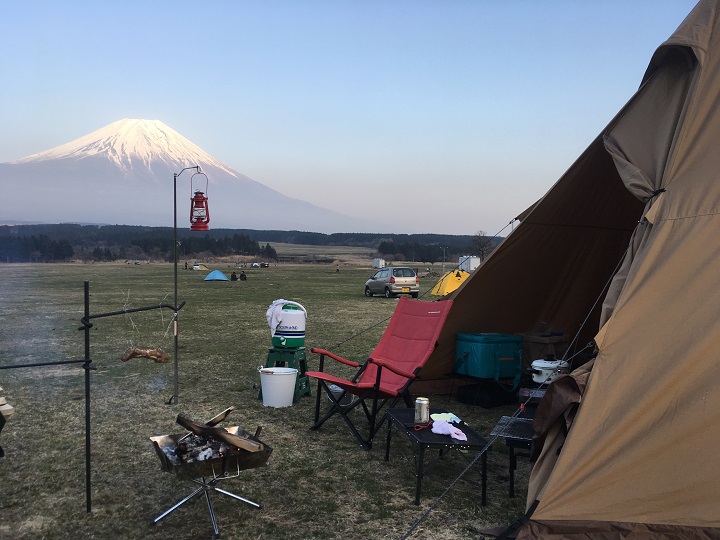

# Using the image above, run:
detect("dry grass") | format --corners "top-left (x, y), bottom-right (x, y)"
top-left (0, 262), bottom-right (531, 540)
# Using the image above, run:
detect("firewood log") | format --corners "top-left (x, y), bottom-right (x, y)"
top-left (176, 413), bottom-right (263, 453)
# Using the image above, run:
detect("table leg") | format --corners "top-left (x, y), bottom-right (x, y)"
top-left (415, 446), bottom-right (425, 505)
top-left (385, 417), bottom-right (393, 462)
top-left (481, 451), bottom-right (487, 506)
top-left (509, 445), bottom-right (516, 497)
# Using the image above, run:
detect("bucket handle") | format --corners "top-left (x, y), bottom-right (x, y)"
top-left (258, 367), bottom-right (298, 374)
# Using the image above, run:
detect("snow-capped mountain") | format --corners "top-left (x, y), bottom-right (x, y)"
top-left (1, 119), bottom-right (379, 233)
top-left (12, 119), bottom-right (239, 177)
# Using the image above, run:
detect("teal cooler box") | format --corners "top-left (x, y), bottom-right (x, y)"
top-left (454, 333), bottom-right (522, 390)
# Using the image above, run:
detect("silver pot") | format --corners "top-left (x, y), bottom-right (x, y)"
top-left (530, 358), bottom-right (570, 384)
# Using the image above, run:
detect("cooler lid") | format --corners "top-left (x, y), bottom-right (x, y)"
top-left (456, 332), bottom-right (521, 343)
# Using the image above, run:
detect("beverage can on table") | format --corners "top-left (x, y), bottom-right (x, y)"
top-left (414, 397), bottom-right (430, 424)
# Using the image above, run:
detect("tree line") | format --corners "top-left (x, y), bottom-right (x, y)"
top-left (0, 224), bottom-right (498, 264)
top-left (0, 225), bottom-right (277, 263)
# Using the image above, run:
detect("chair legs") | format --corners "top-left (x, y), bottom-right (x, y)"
top-left (310, 379), bottom-right (403, 450)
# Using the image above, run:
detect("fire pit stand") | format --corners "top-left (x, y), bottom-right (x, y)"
top-left (153, 461), bottom-right (261, 538)
top-left (150, 417), bottom-right (272, 538)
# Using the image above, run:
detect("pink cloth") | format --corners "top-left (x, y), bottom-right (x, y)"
top-left (431, 420), bottom-right (467, 441)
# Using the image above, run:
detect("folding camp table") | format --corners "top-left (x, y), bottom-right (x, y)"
top-left (384, 408), bottom-right (489, 505)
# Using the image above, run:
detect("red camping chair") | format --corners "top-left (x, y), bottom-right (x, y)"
top-left (307, 297), bottom-right (453, 450)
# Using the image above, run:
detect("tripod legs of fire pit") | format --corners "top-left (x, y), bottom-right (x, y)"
top-left (153, 477), bottom-right (262, 538)
top-left (154, 484), bottom-right (205, 523)
top-left (213, 485), bottom-right (262, 508)
top-left (203, 487), bottom-right (220, 538)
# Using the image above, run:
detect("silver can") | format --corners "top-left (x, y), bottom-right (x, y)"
top-left (414, 397), bottom-right (430, 424)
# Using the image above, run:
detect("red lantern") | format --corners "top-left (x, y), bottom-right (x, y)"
top-left (190, 172), bottom-right (210, 231)
top-left (190, 191), bottom-right (210, 231)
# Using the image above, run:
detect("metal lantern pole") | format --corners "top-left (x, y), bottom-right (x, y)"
top-left (171, 166), bottom-right (200, 405)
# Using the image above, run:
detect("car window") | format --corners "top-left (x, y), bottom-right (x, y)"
top-left (394, 268), bottom-right (414, 278)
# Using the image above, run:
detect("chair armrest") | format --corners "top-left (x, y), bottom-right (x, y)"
top-left (370, 359), bottom-right (416, 380)
top-left (310, 347), bottom-right (360, 368)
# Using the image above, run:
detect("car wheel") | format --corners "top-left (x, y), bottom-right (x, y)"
top-left (385, 288), bottom-right (394, 298)
top-left (411, 292), bottom-right (419, 298)
top-left (364, 286), bottom-right (373, 297)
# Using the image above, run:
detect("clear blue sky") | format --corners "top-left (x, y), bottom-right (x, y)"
top-left (0, 0), bottom-right (699, 235)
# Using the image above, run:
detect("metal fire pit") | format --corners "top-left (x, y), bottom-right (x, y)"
top-left (150, 425), bottom-right (272, 481)
top-left (150, 410), bottom-right (272, 538)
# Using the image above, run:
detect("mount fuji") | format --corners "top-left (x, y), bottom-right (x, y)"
top-left (0, 119), bottom-right (380, 233)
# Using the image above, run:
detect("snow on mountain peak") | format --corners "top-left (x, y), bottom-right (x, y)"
top-left (11, 119), bottom-right (237, 177)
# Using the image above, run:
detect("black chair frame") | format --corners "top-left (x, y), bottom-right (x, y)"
top-left (310, 352), bottom-right (416, 450)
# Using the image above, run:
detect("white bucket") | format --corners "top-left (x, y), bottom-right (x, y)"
top-left (259, 367), bottom-right (298, 407)
top-left (328, 384), bottom-right (355, 408)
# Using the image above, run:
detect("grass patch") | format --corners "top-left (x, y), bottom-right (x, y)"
top-left (0, 262), bottom-right (531, 540)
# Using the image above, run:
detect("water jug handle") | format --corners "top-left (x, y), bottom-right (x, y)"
top-left (282, 301), bottom-right (308, 317)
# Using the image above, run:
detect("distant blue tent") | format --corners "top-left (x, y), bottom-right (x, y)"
top-left (204, 270), bottom-right (230, 281)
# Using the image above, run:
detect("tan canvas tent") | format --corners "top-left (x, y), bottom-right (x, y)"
top-left (415, 1), bottom-right (720, 536)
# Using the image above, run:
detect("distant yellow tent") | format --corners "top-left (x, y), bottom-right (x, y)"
top-left (430, 270), bottom-right (469, 296)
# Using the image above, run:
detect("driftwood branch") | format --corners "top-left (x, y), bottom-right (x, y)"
top-left (120, 347), bottom-right (170, 363)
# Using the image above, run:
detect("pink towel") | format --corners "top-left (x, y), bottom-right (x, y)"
top-left (431, 420), bottom-right (467, 441)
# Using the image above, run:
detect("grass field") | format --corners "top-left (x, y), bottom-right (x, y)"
top-left (0, 262), bottom-right (530, 540)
